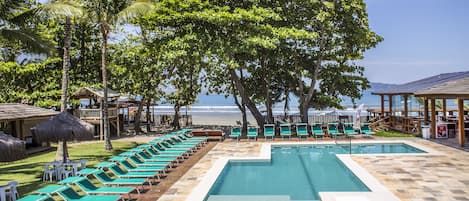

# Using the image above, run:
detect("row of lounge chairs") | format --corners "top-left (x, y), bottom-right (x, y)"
top-left (229, 123), bottom-right (375, 141)
top-left (18, 129), bottom-right (207, 201)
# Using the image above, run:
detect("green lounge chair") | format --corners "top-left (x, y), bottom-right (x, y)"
top-left (247, 127), bottom-right (258, 141)
top-left (56, 185), bottom-right (121, 201)
top-left (110, 157), bottom-right (167, 173)
top-left (135, 152), bottom-right (180, 165)
top-left (312, 123), bottom-right (325, 139)
top-left (151, 144), bottom-right (191, 157)
top-left (92, 170), bottom-right (146, 192)
top-left (264, 124), bottom-right (275, 140)
top-left (18, 195), bottom-right (54, 201)
top-left (344, 123), bottom-right (358, 136)
top-left (229, 127), bottom-right (241, 141)
top-left (59, 176), bottom-right (135, 197)
top-left (280, 123), bottom-right (292, 140)
top-left (327, 123), bottom-right (342, 138)
top-left (129, 155), bottom-right (174, 167)
top-left (296, 123), bottom-right (309, 140)
top-left (107, 164), bottom-right (159, 181)
top-left (360, 123), bottom-right (375, 137)
top-left (139, 148), bottom-right (180, 164)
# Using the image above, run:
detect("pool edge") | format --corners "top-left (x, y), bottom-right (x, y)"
top-left (186, 140), bottom-right (440, 201)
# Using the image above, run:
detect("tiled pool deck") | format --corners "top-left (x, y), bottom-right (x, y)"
top-left (158, 138), bottom-right (469, 201)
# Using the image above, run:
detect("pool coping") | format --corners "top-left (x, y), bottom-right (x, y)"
top-left (186, 140), bottom-right (442, 201)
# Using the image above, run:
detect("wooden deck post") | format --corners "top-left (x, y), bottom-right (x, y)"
top-left (404, 95), bottom-right (408, 117)
top-left (458, 98), bottom-right (465, 147)
top-left (430, 98), bottom-right (436, 138)
top-left (389, 95), bottom-right (393, 126)
top-left (380, 95), bottom-right (385, 118)
top-left (442, 99), bottom-right (447, 118)
top-left (424, 98), bottom-right (429, 124)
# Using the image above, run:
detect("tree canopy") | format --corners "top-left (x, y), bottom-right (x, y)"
top-left (1, 0), bottom-right (382, 130)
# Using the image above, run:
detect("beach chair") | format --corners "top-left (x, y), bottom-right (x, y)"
top-left (59, 176), bottom-right (135, 198)
top-left (247, 127), bottom-right (258, 141)
top-left (344, 123), bottom-right (358, 136)
top-left (110, 157), bottom-right (167, 173)
top-left (107, 164), bottom-right (158, 182)
top-left (280, 123), bottom-right (292, 140)
top-left (312, 123), bottom-right (325, 139)
top-left (56, 185), bottom-right (122, 201)
top-left (17, 195), bottom-right (54, 201)
top-left (229, 127), bottom-right (241, 141)
top-left (92, 170), bottom-right (147, 193)
top-left (133, 153), bottom-right (175, 167)
top-left (264, 124), bottom-right (275, 140)
top-left (327, 123), bottom-right (342, 139)
top-left (360, 123), bottom-right (375, 137)
top-left (296, 123), bottom-right (309, 140)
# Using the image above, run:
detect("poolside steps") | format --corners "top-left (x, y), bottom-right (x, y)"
top-left (207, 195), bottom-right (292, 201)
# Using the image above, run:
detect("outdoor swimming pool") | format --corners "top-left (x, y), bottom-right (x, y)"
top-left (206, 143), bottom-right (425, 201)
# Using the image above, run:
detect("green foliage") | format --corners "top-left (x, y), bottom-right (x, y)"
top-left (0, 58), bottom-right (63, 107)
top-left (374, 131), bottom-right (417, 138)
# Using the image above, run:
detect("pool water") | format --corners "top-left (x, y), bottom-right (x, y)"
top-left (207, 143), bottom-right (425, 201)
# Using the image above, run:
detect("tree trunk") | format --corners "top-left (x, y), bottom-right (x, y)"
top-left (55, 140), bottom-right (69, 162)
top-left (228, 68), bottom-right (264, 129)
top-left (284, 88), bottom-right (289, 119)
top-left (173, 104), bottom-right (180, 130)
top-left (233, 91), bottom-right (247, 135)
top-left (134, 97), bottom-right (145, 134)
top-left (61, 17), bottom-right (71, 112)
top-left (56, 17), bottom-right (72, 162)
top-left (101, 24), bottom-right (112, 150)
top-left (146, 99), bottom-right (151, 132)
top-left (239, 70), bottom-right (247, 135)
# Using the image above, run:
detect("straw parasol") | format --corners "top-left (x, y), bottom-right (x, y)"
top-left (0, 131), bottom-right (26, 162)
top-left (32, 112), bottom-right (94, 161)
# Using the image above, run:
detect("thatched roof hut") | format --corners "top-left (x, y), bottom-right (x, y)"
top-left (32, 112), bottom-right (94, 143)
top-left (0, 131), bottom-right (26, 162)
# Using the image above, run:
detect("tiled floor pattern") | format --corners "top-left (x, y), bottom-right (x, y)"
top-left (157, 138), bottom-right (469, 201)
top-left (352, 138), bottom-right (469, 201)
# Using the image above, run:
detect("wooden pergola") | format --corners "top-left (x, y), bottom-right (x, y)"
top-left (71, 87), bottom-right (121, 140)
top-left (415, 77), bottom-right (469, 147)
top-left (372, 71), bottom-right (469, 119)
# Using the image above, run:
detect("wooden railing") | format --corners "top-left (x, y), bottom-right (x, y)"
top-left (75, 108), bottom-right (118, 119)
top-left (370, 116), bottom-right (421, 134)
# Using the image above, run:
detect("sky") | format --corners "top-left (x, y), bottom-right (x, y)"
top-left (360, 0), bottom-right (469, 84)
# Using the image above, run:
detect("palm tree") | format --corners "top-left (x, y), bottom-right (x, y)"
top-left (85, 0), bottom-right (154, 150)
top-left (14, 0), bottom-right (83, 161)
top-left (0, 0), bottom-right (53, 57)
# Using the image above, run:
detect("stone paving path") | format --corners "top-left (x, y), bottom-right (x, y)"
top-left (352, 138), bottom-right (469, 201)
top-left (157, 138), bottom-right (469, 201)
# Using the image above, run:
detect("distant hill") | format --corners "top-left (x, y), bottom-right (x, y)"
top-left (367, 82), bottom-right (398, 93)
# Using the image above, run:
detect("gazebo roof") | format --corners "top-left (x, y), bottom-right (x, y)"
top-left (0, 103), bottom-right (59, 121)
top-left (372, 71), bottom-right (469, 95)
top-left (71, 87), bottom-right (120, 99)
top-left (414, 77), bottom-right (469, 99)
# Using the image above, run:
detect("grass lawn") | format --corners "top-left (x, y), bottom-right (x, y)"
top-left (0, 141), bottom-right (139, 195)
top-left (374, 131), bottom-right (417, 137)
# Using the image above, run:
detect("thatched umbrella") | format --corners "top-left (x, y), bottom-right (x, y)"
top-left (32, 112), bottom-right (94, 162)
top-left (0, 131), bottom-right (26, 162)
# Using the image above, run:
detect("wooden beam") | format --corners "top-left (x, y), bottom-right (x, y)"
top-left (404, 95), bottom-right (408, 118)
top-left (458, 99), bottom-right (465, 147)
top-left (424, 98), bottom-right (429, 124)
top-left (388, 95), bottom-right (393, 115)
top-left (442, 99), bottom-right (447, 118)
top-left (430, 99), bottom-right (436, 138)
top-left (380, 95), bottom-right (384, 118)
